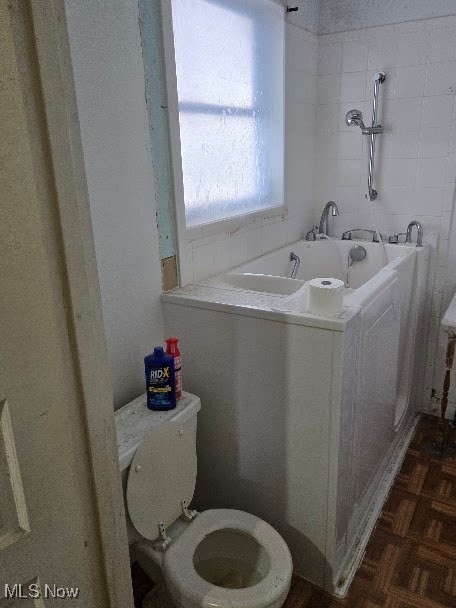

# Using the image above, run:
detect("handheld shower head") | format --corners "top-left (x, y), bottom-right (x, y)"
top-left (345, 109), bottom-right (366, 130)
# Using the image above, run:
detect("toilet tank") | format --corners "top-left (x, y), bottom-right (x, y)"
top-left (115, 392), bottom-right (201, 544)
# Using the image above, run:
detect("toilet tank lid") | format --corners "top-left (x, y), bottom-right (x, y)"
top-left (115, 391), bottom-right (201, 471)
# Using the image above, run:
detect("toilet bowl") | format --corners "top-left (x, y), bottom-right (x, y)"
top-left (164, 509), bottom-right (291, 608)
top-left (115, 392), bottom-right (292, 608)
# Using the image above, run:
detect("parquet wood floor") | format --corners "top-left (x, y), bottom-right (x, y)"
top-left (284, 415), bottom-right (456, 608)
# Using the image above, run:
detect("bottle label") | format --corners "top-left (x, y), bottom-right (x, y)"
top-left (173, 356), bottom-right (182, 399)
top-left (149, 367), bottom-right (170, 381)
top-left (147, 365), bottom-right (175, 409)
top-left (175, 369), bottom-right (182, 397)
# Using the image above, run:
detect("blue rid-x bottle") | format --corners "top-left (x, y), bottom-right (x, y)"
top-left (145, 347), bottom-right (176, 410)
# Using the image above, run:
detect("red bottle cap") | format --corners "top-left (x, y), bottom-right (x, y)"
top-left (165, 337), bottom-right (179, 354)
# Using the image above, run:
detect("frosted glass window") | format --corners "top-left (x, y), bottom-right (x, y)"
top-left (171, 0), bottom-right (284, 227)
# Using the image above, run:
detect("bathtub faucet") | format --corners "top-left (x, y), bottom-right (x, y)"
top-left (406, 221), bottom-right (423, 247)
top-left (319, 201), bottom-right (339, 236)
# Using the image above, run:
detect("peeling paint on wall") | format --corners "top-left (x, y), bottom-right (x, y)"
top-left (139, 0), bottom-right (177, 260)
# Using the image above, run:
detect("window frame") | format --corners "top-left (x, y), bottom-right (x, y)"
top-left (160, 0), bottom-right (286, 285)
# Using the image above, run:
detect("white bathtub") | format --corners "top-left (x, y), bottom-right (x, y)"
top-left (162, 238), bottom-right (430, 595)
top-left (210, 238), bottom-right (421, 311)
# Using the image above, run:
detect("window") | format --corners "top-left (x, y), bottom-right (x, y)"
top-left (170, 0), bottom-right (284, 227)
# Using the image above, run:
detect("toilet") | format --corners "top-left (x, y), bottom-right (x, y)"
top-left (115, 391), bottom-right (292, 608)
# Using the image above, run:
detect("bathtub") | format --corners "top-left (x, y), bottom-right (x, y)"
top-left (162, 238), bottom-right (430, 596)
top-left (208, 238), bottom-right (422, 313)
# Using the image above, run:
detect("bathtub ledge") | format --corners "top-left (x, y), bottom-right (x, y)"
top-left (162, 284), bottom-right (360, 332)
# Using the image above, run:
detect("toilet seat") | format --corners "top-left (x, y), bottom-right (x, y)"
top-left (163, 509), bottom-right (292, 608)
top-left (127, 420), bottom-right (197, 540)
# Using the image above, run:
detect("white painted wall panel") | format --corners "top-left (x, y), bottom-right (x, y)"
top-left (65, 0), bottom-right (164, 408)
top-left (162, 303), bottom-right (335, 587)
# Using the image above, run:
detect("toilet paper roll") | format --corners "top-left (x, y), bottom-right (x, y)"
top-left (308, 278), bottom-right (344, 317)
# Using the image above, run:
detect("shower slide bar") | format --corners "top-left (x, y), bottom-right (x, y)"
top-left (345, 71), bottom-right (386, 201)
top-left (367, 72), bottom-right (386, 200)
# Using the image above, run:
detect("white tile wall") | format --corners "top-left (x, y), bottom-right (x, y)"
top-left (341, 40), bottom-right (368, 72)
top-left (397, 31), bottom-right (428, 67)
top-left (186, 23), bottom-right (318, 283)
top-left (315, 18), bottom-right (456, 413)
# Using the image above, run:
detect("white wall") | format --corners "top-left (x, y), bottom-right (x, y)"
top-left (65, 0), bottom-right (164, 409)
top-left (314, 15), bottom-right (456, 412)
top-left (184, 20), bottom-right (318, 283)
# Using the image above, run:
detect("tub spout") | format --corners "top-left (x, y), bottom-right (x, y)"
top-left (406, 221), bottom-right (423, 247)
top-left (319, 201), bottom-right (339, 236)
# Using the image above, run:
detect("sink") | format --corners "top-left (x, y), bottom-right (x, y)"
top-left (223, 272), bottom-right (304, 295)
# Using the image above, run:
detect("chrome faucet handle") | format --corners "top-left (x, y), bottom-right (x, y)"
top-left (389, 232), bottom-right (407, 244)
top-left (342, 228), bottom-right (379, 242)
top-left (305, 226), bottom-right (319, 241)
